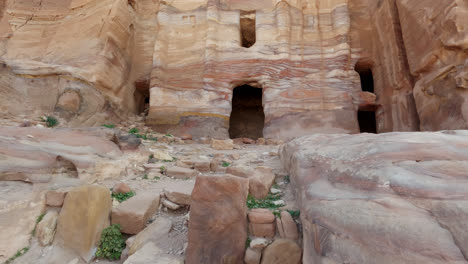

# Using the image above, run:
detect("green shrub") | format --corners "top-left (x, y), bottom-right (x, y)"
top-left (160, 166), bottom-right (166, 173)
top-left (287, 209), bottom-right (300, 218)
top-left (43, 116), bottom-right (58, 127)
top-left (95, 224), bottom-right (125, 260)
top-left (246, 193), bottom-right (282, 210)
top-left (31, 212), bottom-right (46, 236)
top-left (245, 237), bottom-right (251, 249)
top-left (128, 128), bottom-right (139, 134)
top-left (102, 124), bottom-right (115, 128)
top-left (111, 191), bottom-right (135, 203)
top-left (142, 174), bottom-right (148, 180)
top-left (222, 161), bottom-right (230, 167)
top-left (5, 247), bottom-right (29, 264)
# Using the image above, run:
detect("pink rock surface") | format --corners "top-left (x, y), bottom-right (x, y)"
top-left (280, 131), bottom-right (468, 264)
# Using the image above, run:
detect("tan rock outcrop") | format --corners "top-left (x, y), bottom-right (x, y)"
top-left (55, 185), bottom-right (112, 262)
top-left (111, 192), bottom-right (160, 235)
top-left (280, 131), bottom-right (468, 264)
top-left (36, 211), bottom-right (59, 246)
top-left (260, 239), bottom-right (302, 264)
top-left (186, 175), bottom-right (249, 264)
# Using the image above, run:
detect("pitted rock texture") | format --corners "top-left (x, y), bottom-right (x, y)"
top-left (280, 131), bottom-right (468, 264)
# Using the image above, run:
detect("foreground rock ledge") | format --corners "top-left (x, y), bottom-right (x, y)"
top-left (186, 175), bottom-right (249, 264)
top-left (279, 131), bottom-right (468, 264)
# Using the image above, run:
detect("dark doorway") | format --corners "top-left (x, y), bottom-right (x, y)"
top-left (355, 67), bottom-right (374, 93)
top-left (229, 85), bottom-right (264, 139)
top-left (358, 110), bottom-right (377, 133)
top-left (240, 11), bottom-right (256, 48)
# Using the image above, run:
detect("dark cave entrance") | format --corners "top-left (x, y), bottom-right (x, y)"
top-left (358, 110), bottom-right (377, 133)
top-left (240, 11), bottom-right (256, 48)
top-left (229, 85), bottom-right (264, 139)
top-left (355, 66), bottom-right (374, 93)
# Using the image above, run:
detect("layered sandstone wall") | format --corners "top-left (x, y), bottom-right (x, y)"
top-left (0, 0), bottom-right (147, 125)
top-left (0, 0), bottom-right (466, 137)
top-left (147, 0), bottom-right (369, 139)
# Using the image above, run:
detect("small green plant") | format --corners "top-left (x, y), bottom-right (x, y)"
top-left (222, 161), bottom-right (230, 167)
top-left (245, 237), bottom-right (251, 249)
top-left (128, 128), bottom-right (139, 134)
top-left (5, 247), bottom-right (29, 264)
top-left (143, 174), bottom-right (148, 180)
top-left (149, 136), bottom-right (158, 141)
top-left (272, 209), bottom-right (281, 218)
top-left (246, 193), bottom-right (283, 210)
top-left (32, 212), bottom-right (46, 236)
top-left (102, 124), bottom-right (115, 128)
top-left (163, 159), bottom-right (174, 162)
top-left (165, 134), bottom-right (173, 137)
top-left (42, 116), bottom-right (58, 127)
top-left (149, 154), bottom-right (154, 159)
top-left (112, 191), bottom-right (135, 203)
top-left (153, 176), bottom-right (161, 180)
top-left (284, 175), bottom-right (290, 184)
top-left (135, 133), bottom-right (148, 140)
top-left (287, 209), bottom-right (300, 218)
top-left (160, 166), bottom-right (166, 173)
top-left (95, 224), bottom-right (125, 260)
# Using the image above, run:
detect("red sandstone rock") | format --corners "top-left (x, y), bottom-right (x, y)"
top-left (249, 223), bottom-right (275, 238)
top-left (260, 239), bottom-right (301, 264)
top-left (277, 211), bottom-right (299, 240)
top-left (280, 131), bottom-right (468, 264)
top-left (210, 139), bottom-right (234, 150)
top-left (111, 193), bottom-right (160, 235)
top-left (244, 248), bottom-right (261, 264)
top-left (165, 166), bottom-right (198, 179)
top-left (186, 175), bottom-right (249, 264)
top-left (112, 182), bottom-right (131, 194)
top-left (243, 138), bottom-right (255, 144)
top-left (46, 190), bottom-right (67, 207)
top-left (248, 209), bottom-right (275, 224)
top-left (249, 167), bottom-right (276, 199)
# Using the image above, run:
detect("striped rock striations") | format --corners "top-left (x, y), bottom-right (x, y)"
top-left (0, 0), bottom-right (467, 137)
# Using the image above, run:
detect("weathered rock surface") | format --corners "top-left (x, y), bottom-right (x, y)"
top-left (186, 175), bottom-right (249, 264)
top-left (260, 239), bottom-right (302, 264)
top-left (249, 167), bottom-right (276, 199)
top-left (210, 139), bottom-right (235, 150)
top-left (0, 127), bottom-right (123, 183)
top-left (166, 166), bottom-right (198, 179)
top-left (276, 211), bottom-right (299, 240)
top-left (280, 131), bottom-right (468, 264)
top-left (36, 210), bottom-right (59, 246)
top-left (127, 217), bottom-right (173, 255)
top-left (244, 248), bottom-right (261, 264)
top-left (0, 181), bottom-right (44, 263)
top-left (124, 242), bottom-right (183, 264)
top-left (164, 183), bottom-right (194, 205)
top-left (55, 185), bottom-right (112, 262)
top-left (111, 192), bottom-right (160, 235)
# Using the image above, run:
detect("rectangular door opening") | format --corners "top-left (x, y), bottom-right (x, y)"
top-left (358, 110), bottom-right (377, 133)
top-left (229, 85), bottom-right (264, 139)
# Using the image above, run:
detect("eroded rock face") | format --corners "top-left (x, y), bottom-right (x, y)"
top-left (280, 131), bottom-right (468, 264)
top-left (0, 127), bottom-right (127, 183)
top-left (396, 0), bottom-right (468, 131)
top-left (186, 175), bottom-right (249, 264)
top-left (55, 185), bottom-right (112, 262)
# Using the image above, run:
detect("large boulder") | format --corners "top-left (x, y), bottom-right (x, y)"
top-left (127, 217), bottom-right (173, 255)
top-left (260, 239), bottom-right (301, 264)
top-left (186, 175), bottom-right (249, 264)
top-left (280, 131), bottom-right (468, 264)
top-left (111, 192), bottom-right (160, 235)
top-left (55, 185), bottom-right (112, 262)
